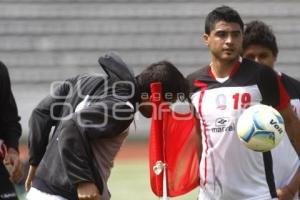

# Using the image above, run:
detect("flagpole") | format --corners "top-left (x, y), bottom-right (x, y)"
top-left (162, 163), bottom-right (169, 200)
top-left (150, 82), bottom-right (169, 200)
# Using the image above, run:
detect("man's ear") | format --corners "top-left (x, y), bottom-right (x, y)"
top-left (203, 33), bottom-right (209, 46)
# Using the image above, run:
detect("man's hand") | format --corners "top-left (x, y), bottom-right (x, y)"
top-left (25, 165), bottom-right (37, 192)
top-left (77, 182), bottom-right (101, 200)
top-left (277, 185), bottom-right (295, 200)
top-left (3, 147), bottom-right (23, 183)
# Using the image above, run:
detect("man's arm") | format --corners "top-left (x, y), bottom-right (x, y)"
top-left (58, 119), bottom-right (102, 200)
top-left (26, 78), bottom-right (74, 190)
top-left (277, 166), bottom-right (300, 200)
top-left (28, 78), bottom-right (74, 166)
top-left (25, 165), bottom-right (37, 192)
top-left (280, 105), bottom-right (300, 157)
top-left (58, 99), bottom-right (134, 199)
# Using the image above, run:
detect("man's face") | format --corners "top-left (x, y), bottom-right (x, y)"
top-left (204, 21), bottom-right (243, 62)
top-left (243, 44), bottom-right (276, 68)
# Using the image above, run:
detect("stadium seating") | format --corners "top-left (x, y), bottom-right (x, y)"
top-left (0, 0), bottom-right (299, 136)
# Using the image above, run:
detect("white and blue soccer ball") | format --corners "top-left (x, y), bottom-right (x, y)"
top-left (236, 104), bottom-right (285, 152)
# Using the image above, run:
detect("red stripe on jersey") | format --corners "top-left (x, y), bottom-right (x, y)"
top-left (208, 60), bottom-right (241, 79)
top-left (208, 66), bottom-right (216, 79)
top-left (276, 76), bottom-right (290, 111)
top-left (194, 80), bottom-right (208, 88)
top-left (194, 80), bottom-right (209, 187)
top-left (229, 61), bottom-right (241, 78)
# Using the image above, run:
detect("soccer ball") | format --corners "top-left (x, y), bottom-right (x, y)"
top-left (236, 104), bottom-right (285, 152)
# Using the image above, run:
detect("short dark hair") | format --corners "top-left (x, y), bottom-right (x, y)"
top-left (243, 20), bottom-right (278, 57)
top-left (205, 6), bottom-right (244, 34)
top-left (136, 61), bottom-right (189, 101)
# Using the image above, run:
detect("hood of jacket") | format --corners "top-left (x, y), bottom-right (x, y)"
top-left (98, 52), bottom-right (135, 82)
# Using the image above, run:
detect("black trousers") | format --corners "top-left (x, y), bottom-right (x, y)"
top-left (0, 163), bottom-right (18, 200)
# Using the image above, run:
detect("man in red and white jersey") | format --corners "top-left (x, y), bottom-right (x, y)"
top-left (243, 20), bottom-right (300, 200)
top-left (187, 6), bottom-right (300, 200)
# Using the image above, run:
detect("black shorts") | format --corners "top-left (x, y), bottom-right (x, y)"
top-left (0, 163), bottom-right (18, 200)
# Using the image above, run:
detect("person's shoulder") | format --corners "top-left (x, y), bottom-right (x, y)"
top-left (186, 65), bottom-right (209, 94)
top-left (186, 65), bottom-right (209, 81)
top-left (281, 73), bottom-right (300, 85)
top-left (280, 72), bottom-right (300, 97)
top-left (241, 58), bottom-right (268, 71)
top-left (241, 58), bottom-right (276, 77)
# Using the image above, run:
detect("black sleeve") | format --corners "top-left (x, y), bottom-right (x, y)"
top-left (187, 72), bottom-right (199, 95)
top-left (257, 66), bottom-right (290, 110)
top-left (58, 100), bottom-right (134, 192)
top-left (58, 119), bottom-right (103, 192)
top-left (186, 67), bottom-right (208, 96)
top-left (0, 62), bottom-right (21, 151)
top-left (281, 73), bottom-right (300, 99)
top-left (28, 78), bottom-right (75, 166)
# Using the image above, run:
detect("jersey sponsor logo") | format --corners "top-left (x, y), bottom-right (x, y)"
top-left (212, 118), bottom-right (235, 133)
top-left (211, 125), bottom-right (234, 133)
top-left (216, 94), bottom-right (227, 110)
top-left (215, 117), bottom-right (230, 127)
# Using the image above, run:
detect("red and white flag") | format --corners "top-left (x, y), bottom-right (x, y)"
top-left (149, 82), bottom-right (201, 197)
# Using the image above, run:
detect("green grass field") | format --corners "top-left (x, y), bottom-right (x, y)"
top-left (17, 159), bottom-right (198, 200)
top-left (109, 159), bottom-right (198, 200)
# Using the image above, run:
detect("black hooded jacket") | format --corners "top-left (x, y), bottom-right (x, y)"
top-left (28, 52), bottom-right (140, 199)
top-left (0, 61), bottom-right (21, 151)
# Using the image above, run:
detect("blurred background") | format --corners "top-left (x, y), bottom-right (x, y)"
top-left (0, 0), bottom-right (299, 199)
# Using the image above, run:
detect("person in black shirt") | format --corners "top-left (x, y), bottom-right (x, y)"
top-left (25, 52), bottom-right (189, 200)
top-left (0, 61), bottom-right (23, 200)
